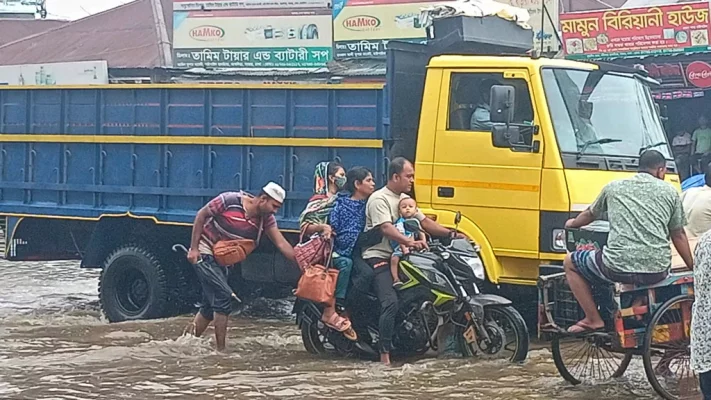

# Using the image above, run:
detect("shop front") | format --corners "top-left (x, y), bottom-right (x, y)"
top-left (621, 57), bottom-right (711, 179)
top-left (560, 1), bottom-right (711, 180)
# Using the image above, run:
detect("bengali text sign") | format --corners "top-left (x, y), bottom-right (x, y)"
top-left (561, 2), bottom-right (710, 59)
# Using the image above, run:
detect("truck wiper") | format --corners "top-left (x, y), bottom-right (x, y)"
top-left (639, 141), bottom-right (667, 154)
top-left (577, 138), bottom-right (622, 158)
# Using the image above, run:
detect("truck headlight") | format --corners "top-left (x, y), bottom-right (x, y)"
top-left (552, 229), bottom-right (567, 252)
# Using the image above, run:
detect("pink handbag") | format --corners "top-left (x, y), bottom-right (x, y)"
top-left (294, 229), bottom-right (330, 272)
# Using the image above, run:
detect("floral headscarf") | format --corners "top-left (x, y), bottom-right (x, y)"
top-left (312, 161), bottom-right (329, 198)
top-left (299, 161), bottom-right (338, 229)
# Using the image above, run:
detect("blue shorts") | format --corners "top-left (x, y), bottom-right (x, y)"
top-left (571, 250), bottom-right (613, 286)
top-left (391, 247), bottom-right (404, 259)
top-left (571, 249), bottom-right (668, 286)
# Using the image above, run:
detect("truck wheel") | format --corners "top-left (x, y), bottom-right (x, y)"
top-left (99, 245), bottom-right (172, 322)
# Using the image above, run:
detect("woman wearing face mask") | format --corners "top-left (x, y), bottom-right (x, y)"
top-left (298, 161), bottom-right (356, 339)
top-left (299, 161), bottom-right (346, 239)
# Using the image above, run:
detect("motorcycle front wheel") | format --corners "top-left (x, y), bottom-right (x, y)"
top-left (458, 305), bottom-right (529, 362)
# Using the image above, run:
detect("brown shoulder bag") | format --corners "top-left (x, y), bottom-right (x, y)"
top-left (212, 218), bottom-right (263, 267)
top-left (294, 238), bottom-right (339, 305)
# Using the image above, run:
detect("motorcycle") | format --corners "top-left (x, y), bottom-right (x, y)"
top-left (293, 212), bottom-right (529, 362)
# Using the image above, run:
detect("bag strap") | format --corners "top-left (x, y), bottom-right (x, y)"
top-left (299, 225), bottom-right (308, 244)
top-left (323, 238), bottom-right (334, 269)
top-left (310, 236), bottom-right (328, 264)
top-left (256, 217), bottom-right (264, 244)
top-left (308, 236), bottom-right (334, 268)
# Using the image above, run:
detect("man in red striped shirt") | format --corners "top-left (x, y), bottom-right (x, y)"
top-left (187, 182), bottom-right (295, 351)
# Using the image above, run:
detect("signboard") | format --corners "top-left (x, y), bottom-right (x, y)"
top-left (173, 9), bottom-right (332, 68)
top-left (0, 0), bottom-right (37, 15)
top-left (172, 0), bottom-right (329, 11)
top-left (507, 0), bottom-right (560, 52)
top-left (332, 0), bottom-right (435, 59)
top-left (653, 90), bottom-right (704, 100)
top-left (332, 0), bottom-right (547, 59)
top-left (686, 60), bottom-right (711, 88)
top-left (560, 2), bottom-right (710, 60)
top-left (0, 61), bottom-right (108, 86)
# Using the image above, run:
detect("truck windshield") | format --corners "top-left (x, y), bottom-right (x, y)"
top-left (542, 68), bottom-right (671, 159)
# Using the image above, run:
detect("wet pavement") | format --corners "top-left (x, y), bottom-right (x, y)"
top-left (0, 259), bottom-right (666, 399)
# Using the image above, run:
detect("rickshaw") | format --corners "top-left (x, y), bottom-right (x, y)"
top-left (538, 225), bottom-right (698, 400)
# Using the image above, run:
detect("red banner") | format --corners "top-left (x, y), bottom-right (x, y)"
top-left (561, 2), bottom-right (710, 60)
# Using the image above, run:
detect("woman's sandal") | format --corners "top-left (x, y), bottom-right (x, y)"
top-left (322, 313), bottom-right (358, 341)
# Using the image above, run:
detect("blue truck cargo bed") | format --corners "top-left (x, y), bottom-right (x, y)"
top-left (0, 84), bottom-right (386, 230)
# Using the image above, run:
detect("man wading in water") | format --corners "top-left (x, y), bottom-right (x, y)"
top-left (186, 182), bottom-right (296, 351)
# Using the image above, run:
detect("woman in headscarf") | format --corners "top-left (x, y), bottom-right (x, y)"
top-left (298, 161), bottom-right (356, 340)
top-left (299, 161), bottom-right (345, 238)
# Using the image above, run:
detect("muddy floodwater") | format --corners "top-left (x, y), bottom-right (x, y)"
top-left (0, 259), bottom-right (668, 399)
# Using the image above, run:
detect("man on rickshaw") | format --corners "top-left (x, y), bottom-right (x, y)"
top-left (563, 150), bottom-right (694, 333)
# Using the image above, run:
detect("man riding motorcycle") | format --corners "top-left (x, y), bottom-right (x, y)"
top-left (295, 157), bottom-right (529, 364)
top-left (362, 157), bottom-right (462, 365)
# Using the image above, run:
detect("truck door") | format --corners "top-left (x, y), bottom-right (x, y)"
top-left (430, 69), bottom-right (544, 265)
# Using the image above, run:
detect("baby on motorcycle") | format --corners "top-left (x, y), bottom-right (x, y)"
top-left (391, 195), bottom-right (426, 288)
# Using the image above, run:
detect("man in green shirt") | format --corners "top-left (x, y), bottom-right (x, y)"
top-left (693, 116), bottom-right (711, 173)
top-left (563, 150), bottom-right (694, 333)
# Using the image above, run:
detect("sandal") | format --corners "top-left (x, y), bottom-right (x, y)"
top-left (566, 321), bottom-right (605, 334)
top-left (322, 313), bottom-right (358, 341)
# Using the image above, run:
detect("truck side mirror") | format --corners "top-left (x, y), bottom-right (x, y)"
top-left (492, 125), bottom-right (523, 147)
top-left (490, 85), bottom-right (516, 124)
top-left (491, 125), bottom-right (536, 151)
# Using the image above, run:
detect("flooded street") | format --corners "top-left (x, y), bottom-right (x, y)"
top-left (0, 260), bottom-right (664, 399)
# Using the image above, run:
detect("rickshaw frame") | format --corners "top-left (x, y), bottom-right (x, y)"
top-left (538, 270), bottom-right (696, 400)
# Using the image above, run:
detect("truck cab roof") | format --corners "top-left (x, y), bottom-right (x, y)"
top-left (427, 55), bottom-right (598, 72)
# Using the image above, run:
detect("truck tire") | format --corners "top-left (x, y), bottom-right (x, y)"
top-left (99, 245), bottom-right (173, 322)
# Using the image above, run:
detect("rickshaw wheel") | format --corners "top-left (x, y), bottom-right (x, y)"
top-left (642, 294), bottom-right (698, 400)
top-left (552, 333), bottom-right (633, 385)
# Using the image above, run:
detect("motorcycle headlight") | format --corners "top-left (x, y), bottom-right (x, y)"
top-left (461, 255), bottom-right (485, 280)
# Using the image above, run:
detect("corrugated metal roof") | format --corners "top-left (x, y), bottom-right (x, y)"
top-left (0, 19), bottom-right (66, 46)
top-left (0, 0), bottom-right (172, 68)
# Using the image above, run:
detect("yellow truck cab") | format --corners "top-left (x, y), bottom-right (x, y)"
top-left (387, 17), bottom-right (677, 297)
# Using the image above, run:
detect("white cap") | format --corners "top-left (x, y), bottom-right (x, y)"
top-left (262, 182), bottom-right (286, 203)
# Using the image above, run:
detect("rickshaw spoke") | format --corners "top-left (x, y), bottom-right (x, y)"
top-left (552, 333), bottom-right (631, 385)
top-left (643, 294), bottom-right (698, 400)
